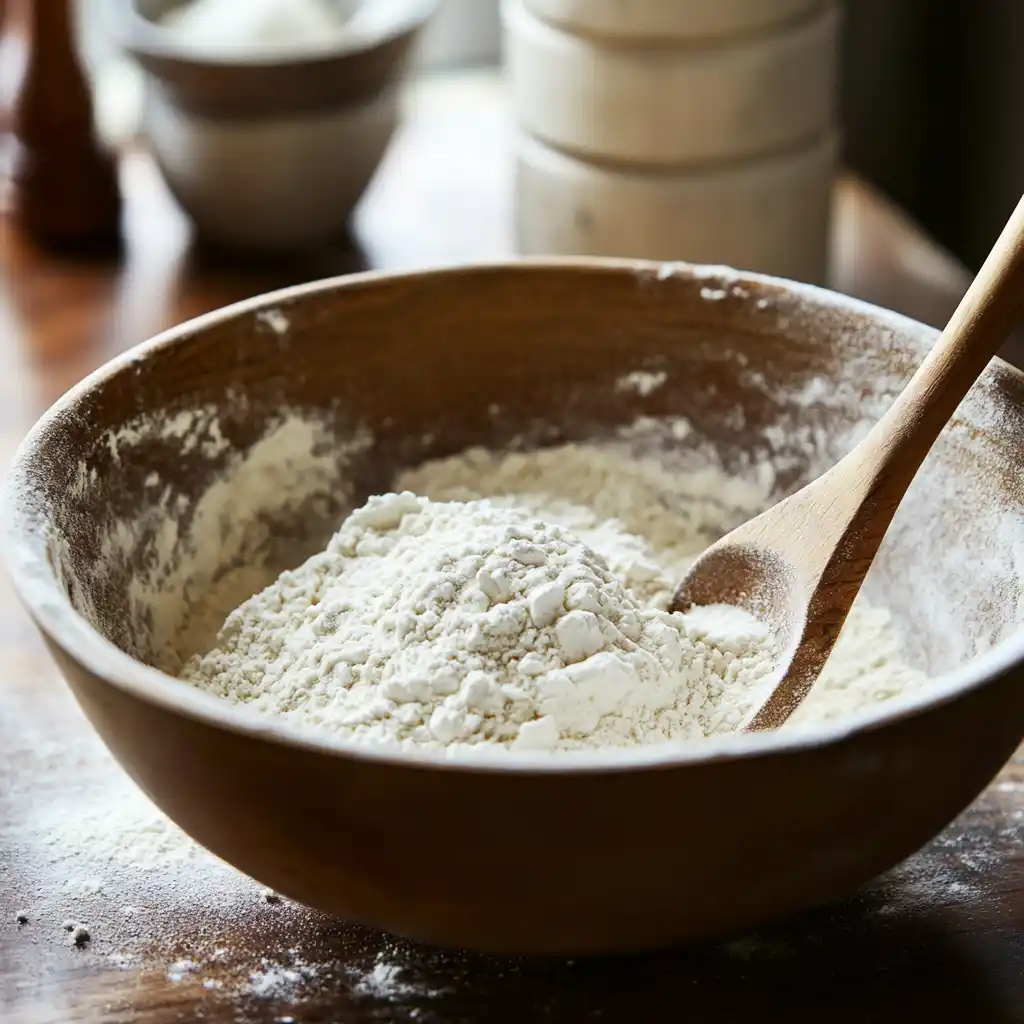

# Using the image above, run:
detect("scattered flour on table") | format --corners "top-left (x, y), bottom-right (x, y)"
top-left (348, 951), bottom-right (447, 1001)
top-left (5, 729), bottom-right (447, 1005)
top-left (245, 956), bottom-right (320, 998)
top-left (180, 442), bottom-right (930, 748)
top-left (6, 741), bottom-right (253, 918)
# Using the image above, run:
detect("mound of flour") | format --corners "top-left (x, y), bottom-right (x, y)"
top-left (398, 442), bottom-right (932, 729)
top-left (181, 492), bottom-right (776, 751)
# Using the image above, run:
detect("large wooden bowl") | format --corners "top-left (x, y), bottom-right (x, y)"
top-left (5, 261), bottom-right (1024, 954)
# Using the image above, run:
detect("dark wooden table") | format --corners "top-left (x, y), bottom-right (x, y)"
top-left (2, 74), bottom-right (1021, 1024)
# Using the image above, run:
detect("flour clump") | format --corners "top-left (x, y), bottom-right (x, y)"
top-left (182, 492), bottom-right (776, 752)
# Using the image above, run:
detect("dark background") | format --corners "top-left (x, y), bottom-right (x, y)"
top-left (842, 0), bottom-right (1024, 269)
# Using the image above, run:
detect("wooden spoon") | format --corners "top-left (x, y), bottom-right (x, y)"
top-left (671, 193), bottom-right (1024, 732)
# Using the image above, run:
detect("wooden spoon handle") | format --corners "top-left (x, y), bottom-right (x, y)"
top-left (742, 192), bottom-right (1024, 732)
top-left (864, 191), bottom-right (1024, 487)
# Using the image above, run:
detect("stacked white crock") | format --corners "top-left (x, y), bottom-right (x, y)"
top-left (504, 0), bottom-right (840, 283)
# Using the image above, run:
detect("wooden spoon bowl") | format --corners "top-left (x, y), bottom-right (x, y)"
top-left (673, 194), bottom-right (1024, 731)
top-left (5, 261), bottom-right (1024, 954)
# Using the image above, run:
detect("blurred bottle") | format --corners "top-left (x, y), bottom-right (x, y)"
top-left (3, 0), bottom-right (121, 248)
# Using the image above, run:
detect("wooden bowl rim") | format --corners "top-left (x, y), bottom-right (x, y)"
top-left (6, 257), bottom-right (1024, 774)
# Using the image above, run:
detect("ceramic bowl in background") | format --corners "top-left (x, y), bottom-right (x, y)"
top-left (111, 0), bottom-right (437, 251)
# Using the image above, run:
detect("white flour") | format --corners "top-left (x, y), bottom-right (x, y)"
top-left (159, 0), bottom-right (350, 57)
top-left (397, 443), bottom-right (931, 730)
top-left (181, 492), bottom-right (776, 750)
top-left (180, 442), bottom-right (929, 748)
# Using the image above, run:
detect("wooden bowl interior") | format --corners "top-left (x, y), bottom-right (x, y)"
top-left (19, 263), bottom-right (1024, 707)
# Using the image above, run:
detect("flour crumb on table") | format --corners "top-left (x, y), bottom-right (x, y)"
top-left (246, 956), bottom-right (320, 999)
top-left (167, 958), bottom-right (200, 983)
top-left (65, 921), bottom-right (91, 946)
top-left (350, 955), bottom-right (421, 1000)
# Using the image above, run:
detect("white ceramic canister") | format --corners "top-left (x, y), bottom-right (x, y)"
top-left (504, 0), bottom-right (839, 167)
top-left (521, 0), bottom-right (824, 44)
top-left (515, 129), bottom-right (838, 283)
